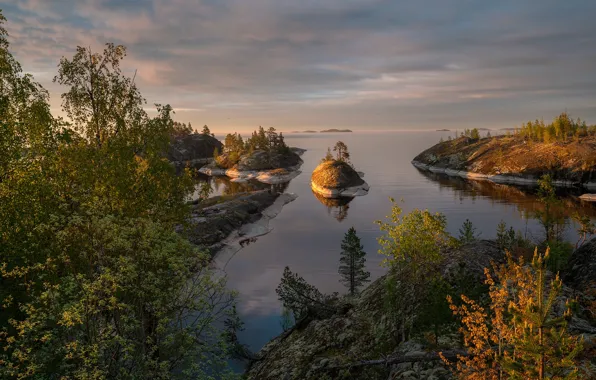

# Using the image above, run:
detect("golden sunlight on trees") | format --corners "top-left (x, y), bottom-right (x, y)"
top-left (444, 248), bottom-right (583, 380)
top-left (376, 199), bottom-right (453, 343)
top-left (0, 11), bottom-right (239, 378)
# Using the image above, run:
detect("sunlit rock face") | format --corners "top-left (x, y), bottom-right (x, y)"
top-left (199, 148), bottom-right (304, 185)
top-left (310, 159), bottom-right (369, 198)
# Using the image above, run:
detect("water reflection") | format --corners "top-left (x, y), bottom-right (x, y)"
top-left (191, 173), bottom-right (291, 200)
top-left (311, 190), bottom-right (354, 222)
top-left (417, 169), bottom-right (596, 223)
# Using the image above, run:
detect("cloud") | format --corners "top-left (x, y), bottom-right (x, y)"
top-left (3, 0), bottom-right (596, 130)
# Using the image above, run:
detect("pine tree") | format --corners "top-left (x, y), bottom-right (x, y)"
top-left (333, 141), bottom-right (350, 162)
top-left (201, 124), bottom-right (211, 135)
top-left (470, 128), bottom-right (480, 140)
top-left (338, 227), bottom-right (370, 296)
top-left (458, 219), bottom-right (479, 244)
top-left (276, 267), bottom-right (337, 320)
top-left (322, 147), bottom-right (334, 162)
top-left (445, 248), bottom-right (583, 379)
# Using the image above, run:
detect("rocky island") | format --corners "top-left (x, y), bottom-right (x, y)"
top-left (199, 126), bottom-right (306, 184)
top-left (413, 114), bottom-right (596, 191)
top-left (166, 125), bottom-right (298, 257)
top-left (167, 124), bottom-right (223, 173)
top-left (311, 142), bottom-right (369, 198)
top-left (320, 128), bottom-right (352, 133)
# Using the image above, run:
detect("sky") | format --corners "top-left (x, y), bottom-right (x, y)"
top-left (4, 0), bottom-right (596, 132)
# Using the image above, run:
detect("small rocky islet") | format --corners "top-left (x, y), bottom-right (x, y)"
top-left (310, 159), bottom-right (369, 198)
top-left (310, 142), bottom-right (369, 198)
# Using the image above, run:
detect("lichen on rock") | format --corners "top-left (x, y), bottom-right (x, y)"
top-left (310, 160), bottom-right (369, 198)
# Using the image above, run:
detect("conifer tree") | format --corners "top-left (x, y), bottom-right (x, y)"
top-left (338, 227), bottom-right (370, 296)
top-left (458, 219), bottom-right (479, 244)
top-left (445, 248), bottom-right (583, 380)
top-left (333, 141), bottom-right (350, 162)
top-left (202, 124), bottom-right (211, 135)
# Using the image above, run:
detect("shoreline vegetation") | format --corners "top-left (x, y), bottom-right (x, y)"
top-left (2, 6), bottom-right (596, 379)
top-left (199, 126), bottom-right (306, 184)
top-left (413, 113), bottom-right (596, 194)
top-left (246, 197), bottom-right (596, 379)
top-left (0, 17), bottom-right (248, 377)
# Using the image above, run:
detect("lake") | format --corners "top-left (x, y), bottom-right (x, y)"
top-left (202, 131), bottom-right (596, 360)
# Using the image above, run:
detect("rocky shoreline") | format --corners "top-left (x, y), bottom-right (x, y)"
top-left (412, 160), bottom-right (596, 193)
top-left (245, 239), bottom-right (596, 380)
top-left (200, 147), bottom-right (306, 185)
top-left (185, 190), bottom-right (295, 257)
top-left (310, 179), bottom-right (370, 198)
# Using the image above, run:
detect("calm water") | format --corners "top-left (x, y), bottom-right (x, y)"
top-left (200, 131), bottom-right (595, 359)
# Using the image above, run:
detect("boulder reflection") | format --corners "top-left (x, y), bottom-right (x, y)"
top-left (193, 173), bottom-right (291, 199)
top-left (311, 190), bottom-right (354, 222)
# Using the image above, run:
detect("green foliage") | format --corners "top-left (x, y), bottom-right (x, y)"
top-left (276, 267), bottom-right (338, 321)
top-left (201, 124), bottom-right (214, 136)
top-left (172, 121), bottom-right (193, 137)
top-left (545, 240), bottom-right (574, 273)
top-left (333, 141), bottom-right (350, 162)
top-left (458, 219), bottom-right (480, 245)
top-left (0, 15), bottom-right (238, 378)
top-left (217, 126), bottom-right (290, 168)
top-left (470, 128), bottom-right (480, 140)
top-left (496, 220), bottom-right (517, 251)
top-left (338, 227), bottom-right (370, 296)
top-left (376, 199), bottom-right (453, 342)
top-left (414, 278), bottom-right (454, 344)
top-left (377, 199), bottom-right (451, 267)
top-left (572, 212), bottom-right (596, 249)
top-left (536, 174), bottom-right (566, 242)
top-left (322, 147), bottom-right (334, 162)
top-left (517, 112), bottom-right (588, 143)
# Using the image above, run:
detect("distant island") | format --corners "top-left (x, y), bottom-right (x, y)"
top-left (436, 128), bottom-right (450, 131)
top-left (320, 129), bottom-right (352, 133)
top-left (412, 113), bottom-right (596, 189)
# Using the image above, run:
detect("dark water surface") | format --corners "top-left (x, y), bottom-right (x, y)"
top-left (201, 131), bottom-right (595, 358)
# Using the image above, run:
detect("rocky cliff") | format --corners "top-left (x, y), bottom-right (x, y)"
top-left (167, 133), bottom-right (223, 172)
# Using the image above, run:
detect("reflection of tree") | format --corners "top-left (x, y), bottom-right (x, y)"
top-left (210, 176), bottom-right (268, 196)
top-left (271, 181), bottom-right (290, 194)
top-left (311, 190), bottom-right (354, 222)
top-left (416, 169), bottom-right (596, 222)
top-left (194, 174), bottom-right (293, 199)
